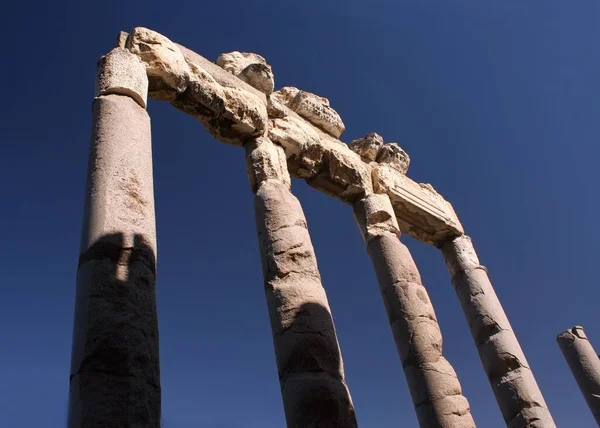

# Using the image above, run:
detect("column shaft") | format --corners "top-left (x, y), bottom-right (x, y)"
top-left (69, 49), bottom-right (160, 427)
top-left (441, 235), bottom-right (555, 427)
top-left (245, 137), bottom-right (357, 428)
top-left (557, 326), bottom-right (600, 424)
top-left (354, 194), bottom-right (475, 428)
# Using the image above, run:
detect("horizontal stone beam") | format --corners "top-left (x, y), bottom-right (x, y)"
top-left (119, 27), bottom-right (463, 245)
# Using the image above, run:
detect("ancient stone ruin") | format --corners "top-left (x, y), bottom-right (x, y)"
top-left (69, 27), bottom-right (564, 427)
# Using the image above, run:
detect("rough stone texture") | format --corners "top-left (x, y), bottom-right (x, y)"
top-left (268, 112), bottom-right (372, 203)
top-left (95, 48), bottom-right (148, 109)
top-left (376, 142), bottom-right (411, 174)
top-left (125, 28), bottom-right (464, 244)
top-left (287, 90), bottom-right (345, 138)
top-left (441, 235), bottom-right (555, 428)
top-left (557, 326), bottom-right (600, 425)
top-left (171, 62), bottom-right (268, 145)
top-left (126, 27), bottom-right (190, 100)
top-left (271, 86), bottom-right (300, 106)
top-left (216, 51), bottom-right (268, 75)
top-left (349, 132), bottom-right (384, 162)
top-left (216, 51), bottom-right (274, 95)
top-left (354, 194), bottom-right (476, 428)
top-left (246, 137), bottom-right (357, 428)
top-left (373, 167), bottom-right (463, 244)
top-left (244, 136), bottom-right (290, 193)
top-left (69, 93), bottom-right (160, 428)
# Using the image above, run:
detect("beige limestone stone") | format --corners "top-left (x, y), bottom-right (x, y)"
top-left (172, 62), bottom-right (268, 145)
top-left (80, 95), bottom-right (156, 254)
top-left (271, 86), bottom-right (300, 106)
top-left (69, 91), bottom-right (160, 428)
top-left (244, 137), bottom-right (290, 193)
top-left (95, 48), bottom-right (148, 109)
top-left (349, 132), bottom-right (384, 162)
top-left (138, 29), bottom-right (462, 243)
top-left (126, 27), bottom-right (190, 100)
top-left (354, 196), bottom-right (475, 427)
top-left (373, 168), bottom-right (463, 244)
top-left (353, 193), bottom-right (399, 242)
top-left (216, 51), bottom-right (274, 95)
top-left (238, 63), bottom-right (275, 95)
top-left (216, 51), bottom-right (268, 75)
top-left (441, 235), bottom-right (555, 427)
top-left (250, 173), bottom-right (357, 427)
top-left (288, 90), bottom-right (345, 138)
top-left (376, 142), bottom-right (411, 174)
top-left (557, 326), bottom-right (600, 425)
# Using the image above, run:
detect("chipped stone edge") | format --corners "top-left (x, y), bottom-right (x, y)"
top-left (117, 29), bottom-right (464, 246)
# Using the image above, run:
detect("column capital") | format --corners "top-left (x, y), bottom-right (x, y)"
top-left (353, 193), bottom-right (400, 242)
top-left (95, 48), bottom-right (148, 109)
top-left (441, 234), bottom-right (481, 277)
top-left (244, 136), bottom-right (291, 194)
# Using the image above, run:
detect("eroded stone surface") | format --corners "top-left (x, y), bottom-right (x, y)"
top-left (557, 326), bottom-right (600, 425)
top-left (244, 137), bottom-right (290, 193)
top-left (171, 62), bottom-right (268, 145)
top-left (373, 169), bottom-right (463, 245)
top-left (250, 166), bottom-right (357, 427)
top-left (126, 27), bottom-right (190, 100)
top-left (354, 217), bottom-right (475, 427)
top-left (216, 51), bottom-right (274, 95)
top-left (288, 90), bottom-right (345, 138)
top-left (95, 48), bottom-right (148, 109)
top-left (442, 235), bottom-right (556, 427)
top-left (353, 194), bottom-right (399, 242)
top-left (349, 132), bottom-right (384, 162)
top-left (377, 142), bottom-right (411, 174)
top-left (70, 92), bottom-right (160, 428)
top-left (271, 86), bottom-right (300, 106)
top-left (121, 27), bottom-right (465, 244)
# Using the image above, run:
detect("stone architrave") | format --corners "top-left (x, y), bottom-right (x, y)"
top-left (354, 193), bottom-right (476, 428)
top-left (68, 49), bottom-right (160, 428)
top-left (557, 326), bottom-right (600, 425)
top-left (441, 235), bottom-right (555, 427)
top-left (245, 136), bottom-right (357, 428)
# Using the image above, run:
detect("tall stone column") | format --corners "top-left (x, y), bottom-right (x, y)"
top-left (245, 137), bottom-right (357, 428)
top-left (354, 194), bottom-right (475, 428)
top-left (68, 48), bottom-right (161, 427)
top-left (441, 235), bottom-right (555, 427)
top-left (557, 326), bottom-right (600, 424)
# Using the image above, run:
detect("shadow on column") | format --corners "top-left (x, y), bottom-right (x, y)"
top-left (275, 301), bottom-right (357, 428)
top-left (69, 232), bottom-right (161, 428)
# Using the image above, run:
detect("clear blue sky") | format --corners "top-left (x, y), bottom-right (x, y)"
top-left (1, 1), bottom-right (598, 427)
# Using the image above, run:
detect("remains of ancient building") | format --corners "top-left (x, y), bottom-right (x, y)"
top-left (557, 326), bottom-right (600, 425)
top-left (69, 27), bottom-right (557, 428)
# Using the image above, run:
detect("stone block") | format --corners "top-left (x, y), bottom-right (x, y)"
top-left (126, 27), bottom-right (190, 100)
top-left (95, 48), bottom-right (148, 109)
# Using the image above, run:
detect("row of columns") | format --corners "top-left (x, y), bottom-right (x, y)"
top-left (70, 47), bottom-right (565, 427)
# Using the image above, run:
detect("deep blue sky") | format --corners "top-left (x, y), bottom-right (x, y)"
top-left (1, 1), bottom-right (599, 427)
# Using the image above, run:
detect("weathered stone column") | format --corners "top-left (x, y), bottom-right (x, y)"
top-left (441, 235), bottom-right (555, 427)
top-left (245, 136), bottom-right (357, 428)
top-left (354, 193), bottom-right (475, 428)
top-left (557, 326), bottom-right (600, 424)
top-left (68, 48), bottom-right (161, 427)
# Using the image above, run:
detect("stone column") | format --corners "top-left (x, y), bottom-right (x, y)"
top-left (68, 48), bottom-right (161, 427)
top-left (441, 235), bottom-right (555, 427)
top-left (557, 326), bottom-right (600, 424)
top-left (245, 137), bottom-right (357, 428)
top-left (354, 194), bottom-right (475, 428)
